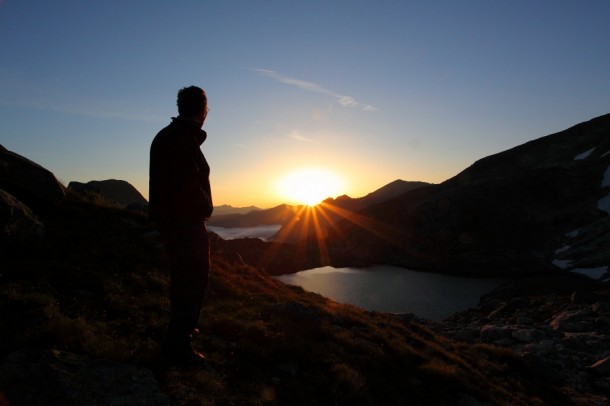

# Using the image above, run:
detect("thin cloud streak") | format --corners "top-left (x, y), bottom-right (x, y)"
top-left (254, 69), bottom-right (378, 111)
top-left (289, 130), bottom-right (313, 142)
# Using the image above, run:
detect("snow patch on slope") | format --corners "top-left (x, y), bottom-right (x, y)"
top-left (598, 195), bottom-right (610, 215)
top-left (572, 266), bottom-right (608, 280)
top-left (574, 148), bottom-right (596, 160)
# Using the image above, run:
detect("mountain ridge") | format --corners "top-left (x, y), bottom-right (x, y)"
top-left (212, 204), bottom-right (262, 216)
top-left (323, 179), bottom-right (431, 212)
top-left (322, 113), bottom-right (610, 276)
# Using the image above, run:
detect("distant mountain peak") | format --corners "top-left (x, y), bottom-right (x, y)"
top-left (213, 204), bottom-right (262, 216)
top-left (67, 179), bottom-right (147, 208)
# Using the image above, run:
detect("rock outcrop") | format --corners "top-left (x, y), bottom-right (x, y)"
top-left (0, 189), bottom-right (44, 248)
top-left (68, 179), bottom-right (148, 209)
top-left (0, 145), bottom-right (66, 206)
top-left (0, 144), bottom-right (68, 250)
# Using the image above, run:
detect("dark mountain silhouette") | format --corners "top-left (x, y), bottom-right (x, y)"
top-left (319, 113), bottom-right (610, 276)
top-left (324, 179), bottom-right (430, 212)
top-left (208, 204), bottom-right (299, 228)
top-left (212, 204), bottom-right (262, 216)
top-left (68, 179), bottom-right (148, 209)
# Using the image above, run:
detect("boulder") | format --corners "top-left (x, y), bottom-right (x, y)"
top-left (0, 189), bottom-right (44, 246)
top-left (0, 145), bottom-right (66, 206)
top-left (0, 349), bottom-right (170, 405)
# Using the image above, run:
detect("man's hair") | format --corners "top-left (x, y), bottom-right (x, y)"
top-left (177, 86), bottom-right (207, 117)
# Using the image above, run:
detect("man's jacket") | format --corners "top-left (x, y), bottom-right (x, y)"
top-left (149, 117), bottom-right (213, 227)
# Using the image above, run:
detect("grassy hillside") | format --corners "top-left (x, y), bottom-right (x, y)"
top-left (0, 194), bottom-right (566, 405)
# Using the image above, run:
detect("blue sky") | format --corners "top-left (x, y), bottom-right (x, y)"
top-left (1, 1), bottom-right (609, 207)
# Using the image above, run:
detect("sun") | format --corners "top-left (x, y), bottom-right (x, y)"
top-left (275, 167), bottom-right (344, 206)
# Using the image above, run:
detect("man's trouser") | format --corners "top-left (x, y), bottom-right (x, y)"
top-left (161, 222), bottom-right (210, 342)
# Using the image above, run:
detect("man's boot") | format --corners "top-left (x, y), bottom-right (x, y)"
top-left (162, 330), bottom-right (209, 368)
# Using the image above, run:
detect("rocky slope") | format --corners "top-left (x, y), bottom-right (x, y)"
top-left (428, 275), bottom-right (610, 405)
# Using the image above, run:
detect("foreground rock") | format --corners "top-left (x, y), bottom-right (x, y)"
top-left (0, 145), bottom-right (66, 252)
top-left (428, 275), bottom-right (610, 405)
top-left (0, 145), bottom-right (66, 206)
top-left (0, 189), bottom-right (44, 248)
top-left (0, 349), bottom-right (170, 406)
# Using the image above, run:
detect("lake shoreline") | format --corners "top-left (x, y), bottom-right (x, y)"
top-left (274, 265), bottom-right (517, 320)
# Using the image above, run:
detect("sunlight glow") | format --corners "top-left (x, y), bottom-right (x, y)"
top-left (262, 201), bottom-right (405, 272)
top-left (274, 168), bottom-right (344, 206)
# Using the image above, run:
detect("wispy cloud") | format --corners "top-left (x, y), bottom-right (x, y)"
top-left (289, 130), bottom-right (312, 142)
top-left (254, 69), bottom-right (378, 111)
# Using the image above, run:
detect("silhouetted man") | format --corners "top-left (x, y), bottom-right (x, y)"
top-left (149, 86), bottom-right (213, 367)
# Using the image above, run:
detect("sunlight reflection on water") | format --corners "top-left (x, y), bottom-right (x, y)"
top-left (208, 224), bottom-right (281, 241)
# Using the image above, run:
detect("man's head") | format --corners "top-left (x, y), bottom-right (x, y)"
top-left (177, 86), bottom-right (208, 123)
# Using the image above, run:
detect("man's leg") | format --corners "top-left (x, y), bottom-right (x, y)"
top-left (163, 223), bottom-right (210, 365)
